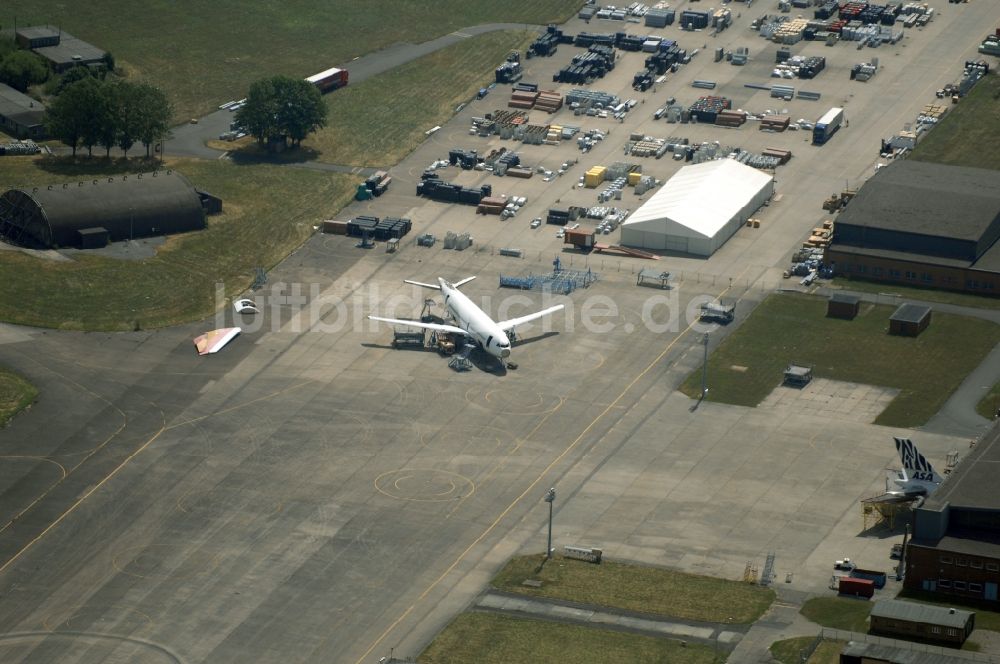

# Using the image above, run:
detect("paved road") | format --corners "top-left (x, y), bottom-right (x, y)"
top-left (166, 23), bottom-right (541, 162)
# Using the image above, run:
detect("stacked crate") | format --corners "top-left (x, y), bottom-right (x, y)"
top-left (534, 90), bottom-right (564, 113)
top-left (477, 196), bottom-right (508, 215)
top-left (772, 18), bottom-right (809, 43)
top-left (688, 96), bottom-right (732, 123)
top-left (715, 109), bottom-right (747, 127)
top-left (760, 115), bottom-right (791, 131)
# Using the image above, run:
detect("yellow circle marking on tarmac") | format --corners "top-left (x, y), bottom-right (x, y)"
top-left (350, 265), bottom-right (754, 664)
top-left (111, 544), bottom-right (221, 580)
top-left (374, 468), bottom-right (475, 502)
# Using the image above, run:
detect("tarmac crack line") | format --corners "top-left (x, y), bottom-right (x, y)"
top-left (162, 379), bottom-right (316, 431)
top-left (350, 267), bottom-right (752, 664)
top-left (0, 358), bottom-right (130, 539)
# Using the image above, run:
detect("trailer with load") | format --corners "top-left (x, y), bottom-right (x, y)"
top-left (849, 567), bottom-right (888, 589)
top-left (812, 106), bottom-right (844, 145)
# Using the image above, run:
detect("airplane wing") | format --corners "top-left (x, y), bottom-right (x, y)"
top-left (453, 276), bottom-right (476, 288)
top-left (497, 304), bottom-right (565, 332)
top-left (367, 316), bottom-right (469, 336)
top-left (404, 279), bottom-right (440, 290)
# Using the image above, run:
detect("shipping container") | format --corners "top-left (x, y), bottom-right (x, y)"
top-left (838, 577), bottom-right (875, 598)
top-left (849, 568), bottom-right (888, 589)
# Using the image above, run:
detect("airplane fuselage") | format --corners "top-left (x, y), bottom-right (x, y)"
top-left (440, 279), bottom-right (511, 359)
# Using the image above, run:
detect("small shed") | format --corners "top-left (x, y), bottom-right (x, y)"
top-left (889, 303), bottom-right (931, 337)
top-left (783, 363), bottom-right (813, 387)
top-left (77, 227), bottom-right (109, 249)
top-left (827, 292), bottom-right (861, 320)
top-left (868, 599), bottom-right (974, 646)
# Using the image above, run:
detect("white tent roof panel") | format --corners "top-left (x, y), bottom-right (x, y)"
top-left (623, 160), bottom-right (773, 239)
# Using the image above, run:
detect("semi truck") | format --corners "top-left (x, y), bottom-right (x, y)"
top-left (305, 67), bottom-right (349, 93)
top-left (812, 106), bottom-right (844, 145)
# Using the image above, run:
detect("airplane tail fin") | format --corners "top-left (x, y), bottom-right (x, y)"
top-left (894, 437), bottom-right (944, 484)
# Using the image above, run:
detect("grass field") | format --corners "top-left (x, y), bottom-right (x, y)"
top-left (491, 555), bottom-right (775, 625)
top-left (0, 157), bottom-right (357, 329)
top-left (418, 612), bottom-right (721, 664)
top-left (976, 381), bottom-right (1000, 420)
top-left (5, 1), bottom-right (580, 121)
top-left (0, 367), bottom-right (36, 427)
top-left (679, 293), bottom-right (1000, 427)
top-left (910, 72), bottom-right (1000, 170)
top-left (829, 278), bottom-right (1000, 311)
top-left (770, 637), bottom-right (845, 664)
top-left (800, 597), bottom-right (873, 633)
top-left (303, 31), bottom-right (535, 168)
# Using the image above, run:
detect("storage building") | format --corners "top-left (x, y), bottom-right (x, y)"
top-left (868, 599), bottom-right (974, 646)
top-left (827, 292), bottom-right (860, 319)
top-left (888, 303), bottom-right (931, 337)
top-left (904, 422), bottom-right (1000, 606)
top-left (0, 170), bottom-right (210, 248)
top-left (0, 84), bottom-right (46, 139)
top-left (16, 27), bottom-right (107, 73)
top-left (825, 161), bottom-right (1000, 295)
top-left (620, 160), bottom-right (773, 257)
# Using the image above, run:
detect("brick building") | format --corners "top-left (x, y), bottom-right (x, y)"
top-left (904, 423), bottom-right (1000, 604)
top-left (868, 599), bottom-right (974, 646)
top-left (825, 161), bottom-right (1000, 295)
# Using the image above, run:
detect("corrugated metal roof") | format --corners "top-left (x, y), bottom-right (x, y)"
top-left (623, 160), bottom-right (773, 240)
top-left (870, 599), bottom-right (973, 629)
top-left (890, 303), bottom-right (931, 324)
top-left (0, 83), bottom-right (45, 126)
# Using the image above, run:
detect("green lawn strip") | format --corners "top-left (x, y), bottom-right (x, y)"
top-left (491, 555), bottom-right (774, 624)
top-left (910, 73), bottom-right (1000, 170)
top-left (418, 611), bottom-right (721, 664)
top-left (828, 278), bottom-right (1000, 311)
top-left (678, 293), bottom-right (1000, 427)
top-left (0, 157), bottom-right (357, 330)
top-left (896, 590), bottom-right (1000, 633)
top-left (0, 367), bottom-right (37, 427)
top-left (299, 30), bottom-right (535, 168)
top-left (976, 381), bottom-right (1000, 420)
top-left (800, 597), bottom-right (873, 632)
top-left (770, 637), bottom-right (846, 664)
top-left (7, 1), bottom-right (580, 121)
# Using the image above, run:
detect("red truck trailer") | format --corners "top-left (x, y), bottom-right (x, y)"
top-left (306, 67), bottom-right (349, 93)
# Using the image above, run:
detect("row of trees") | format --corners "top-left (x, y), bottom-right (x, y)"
top-left (235, 75), bottom-right (327, 151)
top-left (46, 78), bottom-right (172, 157)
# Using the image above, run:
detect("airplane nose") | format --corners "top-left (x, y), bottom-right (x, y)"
top-left (500, 348), bottom-right (510, 359)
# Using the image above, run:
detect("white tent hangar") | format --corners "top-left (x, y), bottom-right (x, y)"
top-left (621, 159), bottom-right (774, 257)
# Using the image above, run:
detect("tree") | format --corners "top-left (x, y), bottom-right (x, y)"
top-left (236, 75), bottom-right (327, 151)
top-left (46, 77), bottom-right (102, 156)
top-left (56, 66), bottom-right (96, 95)
top-left (109, 81), bottom-right (141, 156)
top-left (132, 83), bottom-right (172, 157)
top-left (0, 50), bottom-right (48, 92)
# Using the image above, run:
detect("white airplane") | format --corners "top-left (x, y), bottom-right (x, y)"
top-left (880, 436), bottom-right (945, 502)
top-left (368, 276), bottom-right (564, 361)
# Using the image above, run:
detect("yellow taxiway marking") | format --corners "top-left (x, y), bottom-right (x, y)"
top-left (351, 267), bottom-right (752, 663)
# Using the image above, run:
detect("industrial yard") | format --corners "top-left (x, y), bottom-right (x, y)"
top-left (0, 1), bottom-right (1000, 663)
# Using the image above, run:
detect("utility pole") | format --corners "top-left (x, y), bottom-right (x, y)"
top-left (545, 487), bottom-right (556, 560)
top-left (700, 332), bottom-right (710, 398)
